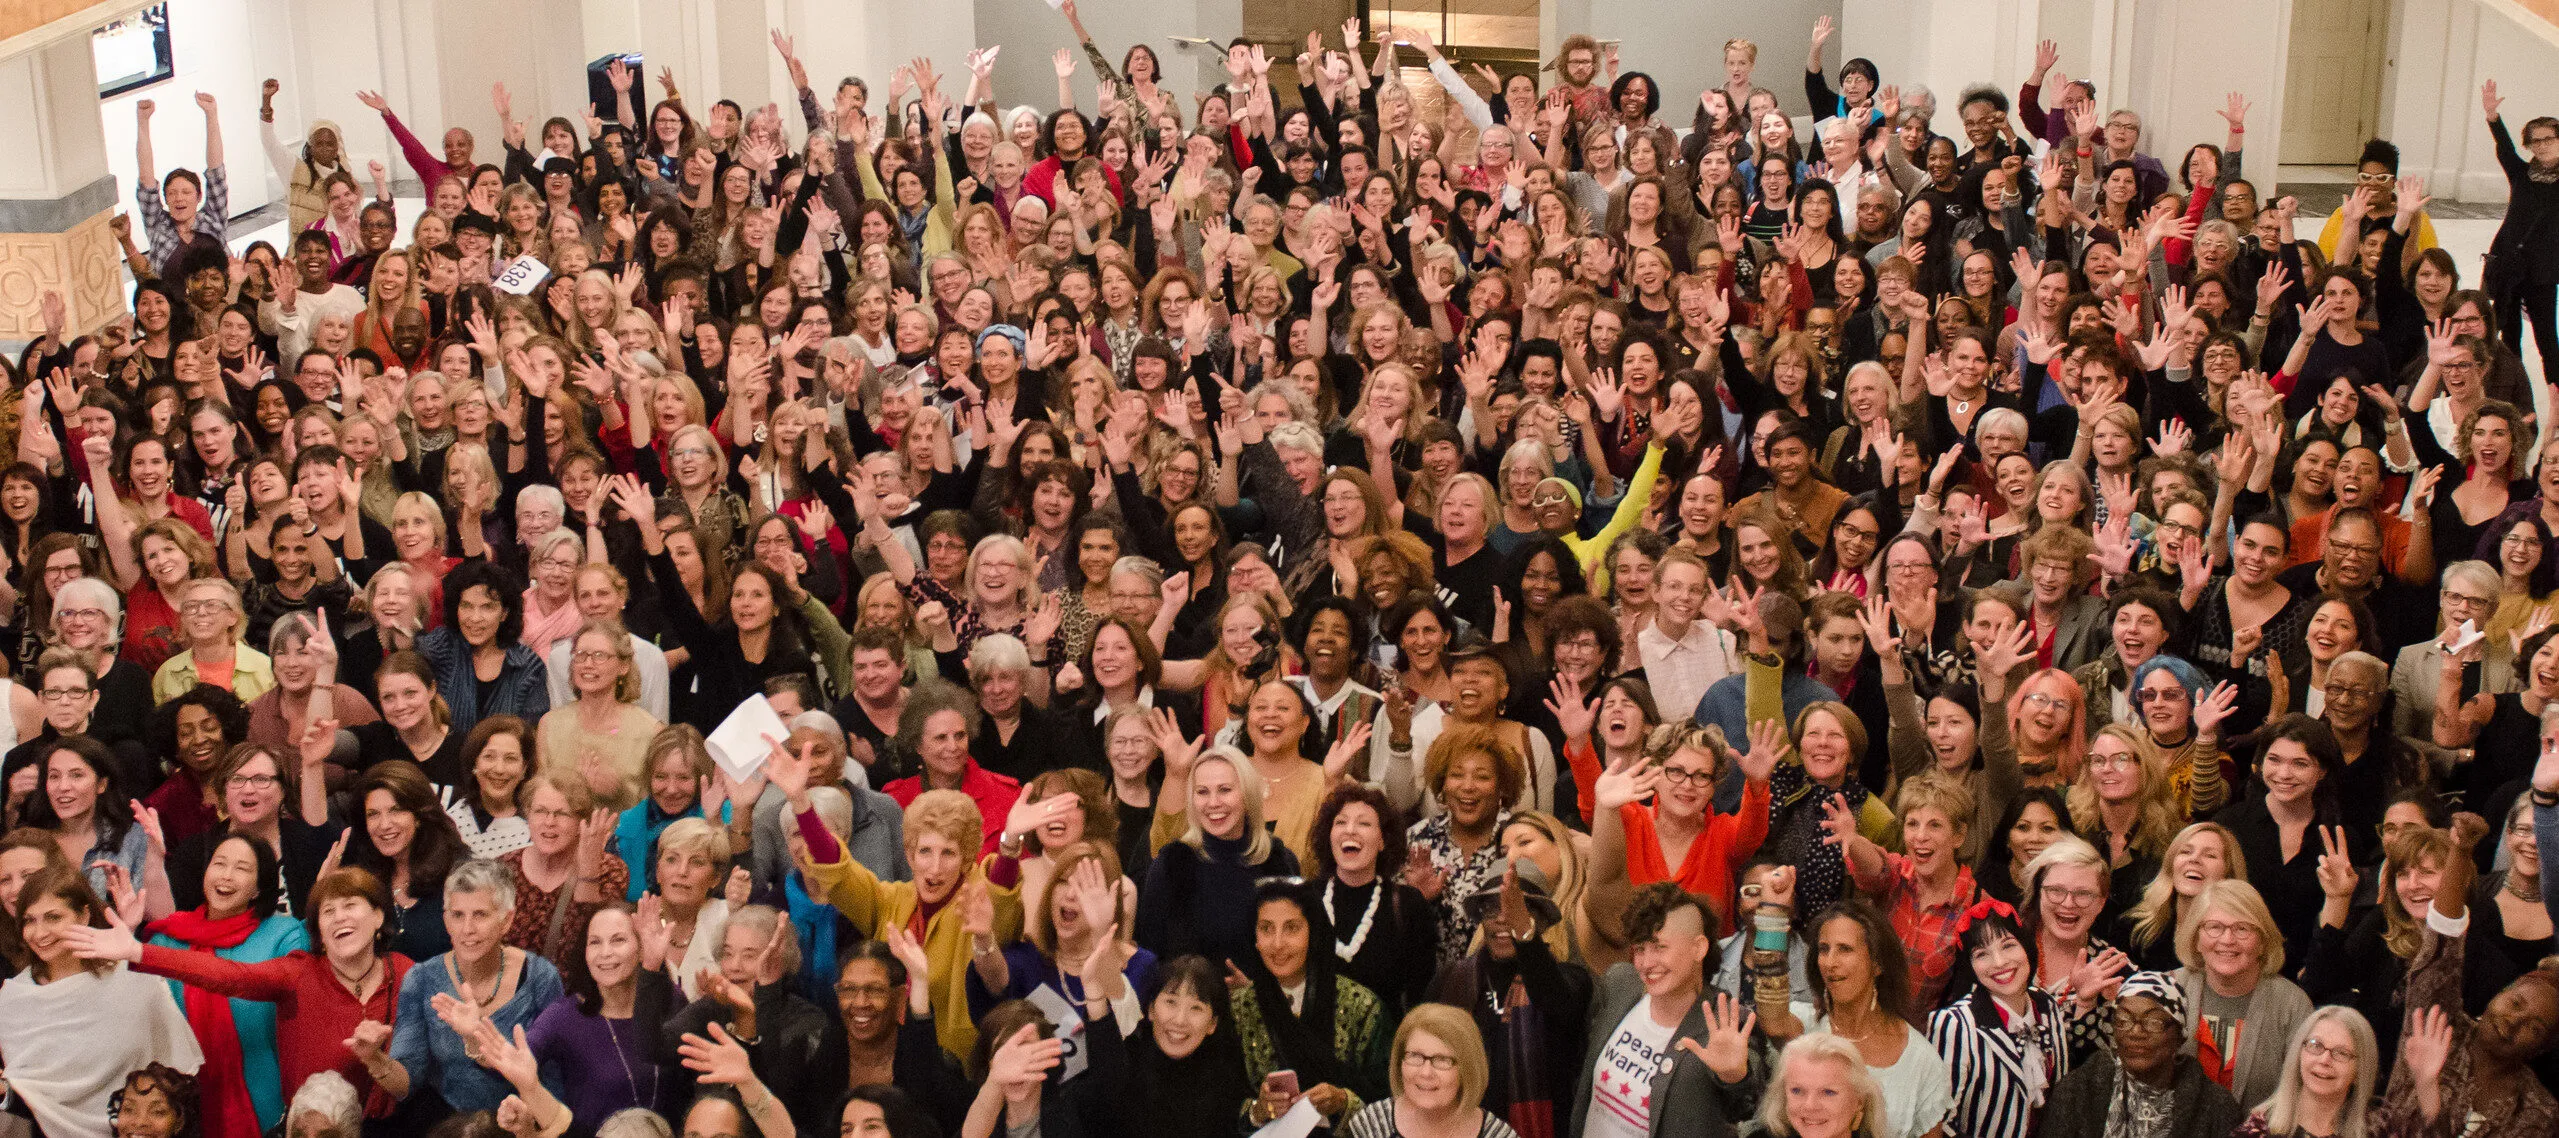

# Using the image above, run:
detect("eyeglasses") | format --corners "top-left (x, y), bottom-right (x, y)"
top-left (55, 608), bottom-right (107, 623)
top-left (572, 650), bottom-right (623, 664)
top-left (2504, 531), bottom-right (2541, 547)
top-left (2300, 1038), bottom-right (2357, 1063)
top-left (835, 981), bottom-right (895, 999)
top-left (2041, 885), bottom-right (2104, 908)
top-left (1555, 635), bottom-right (1603, 654)
top-left (181, 600), bottom-right (235, 615)
top-left (1400, 1052), bottom-right (1460, 1071)
top-left (1658, 766), bottom-right (1715, 788)
top-left (2325, 684), bottom-right (2380, 701)
top-left (2327, 540), bottom-right (2380, 558)
top-left (2197, 920), bottom-right (2259, 942)
top-left (227, 774), bottom-right (280, 790)
top-left (2091, 751), bottom-right (2140, 770)
top-left (528, 806), bottom-right (578, 822)
top-left (2153, 520), bottom-right (2197, 539)
top-left (2113, 1008), bottom-right (2178, 1035)
top-left (2021, 692), bottom-right (2069, 711)
top-left (38, 687), bottom-right (92, 702)
top-left (2443, 589), bottom-right (2497, 608)
top-left (2135, 687), bottom-right (2188, 704)
top-left (670, 446), bottom-right (715, 460)
top-left (2354, 171), bottom-right (2395, 184)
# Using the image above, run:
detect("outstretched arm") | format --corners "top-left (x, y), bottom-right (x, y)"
top-left (200, 91), bottom-right (224, 169)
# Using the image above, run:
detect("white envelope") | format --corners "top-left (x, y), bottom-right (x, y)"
top-left (1251, 1099), bottom-right (1322, 1138)
top-left (705, 695), bottom-right (790, 782)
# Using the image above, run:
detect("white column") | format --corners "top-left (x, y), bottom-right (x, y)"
top-left (0, 36), bottom-right (126, 343)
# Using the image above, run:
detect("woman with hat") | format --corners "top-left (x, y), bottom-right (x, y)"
top-left (2042, 970), bottom-right (2245, 1137)
top-left (1422, 853), bottom-right (1591, 1137)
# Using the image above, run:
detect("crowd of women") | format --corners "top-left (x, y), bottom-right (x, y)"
top-left (3, 8), bottom-right (2559, 1138)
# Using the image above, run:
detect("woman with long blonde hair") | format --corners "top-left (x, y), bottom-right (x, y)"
top-left (2116, 820), bottom-right (2247, 972)
top-left (2067, 724), bottom-right (2186, 892)
top-left (353, 247), bottom-right (427, 366)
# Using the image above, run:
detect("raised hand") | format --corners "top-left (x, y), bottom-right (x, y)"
top-left (677, 1021), bottom-right (757, 1086)
top-left (1815, 794), bottom-right (1859, 848)
top-left (2193, 681), bottom-right (2238, 736)
top-left (2403, 1003), bottom-right (2455, 1087)
top-left (1592, 751), bottom-right (1660, 811)
top-left (1674, 993), bottom-right (1757, 1081)
top-left (1321, 722), bottom-right (1373, 782)
top-left (2315, 824), bottom-right (2358, 900)
top-left (1736, 718), bottom-right (1791, 783)
top-left (1545, 675), bottom-right (1594, 741)
top-left (2484, 79), bottom-right (2506, 121)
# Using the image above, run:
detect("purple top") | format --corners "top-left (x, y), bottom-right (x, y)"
top-left (523, 997), bottom-right (670, 1122)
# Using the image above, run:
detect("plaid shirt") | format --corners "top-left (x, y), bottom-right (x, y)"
top-left (1855, 851), bottom-right (1981, 1010)
top-left (135, 165), bottom-right (229, 279)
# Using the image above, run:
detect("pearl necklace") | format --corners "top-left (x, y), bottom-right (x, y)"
top-left (1325, 878), bottom-right (1384, 961)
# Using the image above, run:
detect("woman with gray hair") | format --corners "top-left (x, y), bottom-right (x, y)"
top-left (383, 856), bottom-right (565, 1113)
top-left (43, 575), bottom-right (151, 753)
top-left (281, 1071), bottom-right (362, 1138)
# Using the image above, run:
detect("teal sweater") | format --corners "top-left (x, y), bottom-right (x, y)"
top-left (152, 913), bottom-right (310, 1130)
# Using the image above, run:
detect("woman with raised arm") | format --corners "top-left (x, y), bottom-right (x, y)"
top-left (771, 732), bottom-right (1023, 1059)
top-left (517, 904), bottom-right (677, 1121)
top-left (1134, 734), bottom-right (1301, 969)
top-left (1588, 718), bottom-right (1775, 937)
top-left (2297, 820), bottom-right (2453, 1065)
top-left (63, 867), bottom-right (416, 1120)
top-left (496, 772), bottom-right (625, 986)
top-left (1752, 885), bottom-right (1952, 1138)
top-left (20, 732), bottom-right (175, 917)
top-left (2375, 810), bottom-right (2559, 1136)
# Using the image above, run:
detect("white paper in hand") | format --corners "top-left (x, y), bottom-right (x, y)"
top-left (1250, 1098), bottom-right (1323, 1138)
top-left (1043, 0), bottom-right (1063, 10)
top-left (2450, 619), bottom-right (2485, 655)
top-left (1025, 984), bottom-right (1089, 1081)
top-left (705, 695), bottom-right (790, 782)
top-left (491, 255), bottom-right (550, 296)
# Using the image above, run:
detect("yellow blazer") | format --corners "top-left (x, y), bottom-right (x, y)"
top-left (800, 844), bottom-right (1022, 1058)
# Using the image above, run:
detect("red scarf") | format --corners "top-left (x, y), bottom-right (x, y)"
top-left (148, 908), bottom-right (264, 1138)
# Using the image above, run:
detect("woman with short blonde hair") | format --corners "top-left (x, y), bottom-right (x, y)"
top-left (152, 577), bottom-right (275, 704)
top-left (2173, 878), bottom-right (2312, 1108)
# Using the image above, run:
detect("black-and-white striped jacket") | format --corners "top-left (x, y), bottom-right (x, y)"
top-left (1926, 988), bottom-right (2073, 1138)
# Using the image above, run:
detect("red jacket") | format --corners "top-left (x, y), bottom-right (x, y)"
top-left (138, 946), bottom-right (415, 1118)
top-left (884, 760), bottom-right (1023, 856)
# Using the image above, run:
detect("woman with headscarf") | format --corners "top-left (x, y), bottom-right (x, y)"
top-left (2040, 970), bottom-right (2245, 1138)
top-left (1233, 878), bottom-right (1389, 1132)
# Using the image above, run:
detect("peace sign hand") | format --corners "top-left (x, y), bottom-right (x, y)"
top-left (2315, 824), bottom-right (2359, 900)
